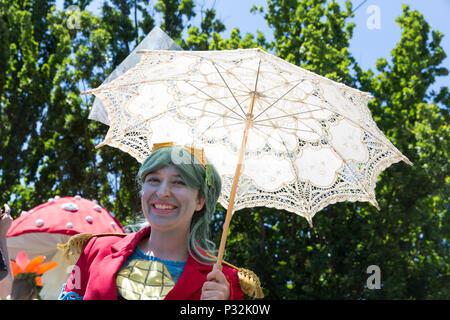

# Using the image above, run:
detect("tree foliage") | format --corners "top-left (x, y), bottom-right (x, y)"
top-left (0, 0), bottom-right (448, 299)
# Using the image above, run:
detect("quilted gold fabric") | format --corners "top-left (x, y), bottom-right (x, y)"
top-left (116, 259), bottom-right (175, 300)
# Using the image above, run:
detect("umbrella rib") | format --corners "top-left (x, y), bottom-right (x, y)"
top-left (184, 80), bottom-right (246, 120)
top-left (256, 79), bottom-right (310, 95)
top-left (254, 86), bottom-right (323, 121)
top-left (94, 78), bottom-right (252, 95)
top-left (121, 110), bottom-right (170, 135)
top-left (253, 122), bottom-right (316, 134)
top-left (255, 77), bottom-right (327, 99)
top-left (185, 79), bottom-right (250, 94)
top-left (250, 124), bottom-right (296, 152)
top-left (180, 104), bottom-right (243, 121)
top-left (197, 117), bottom-right (226, 139)
top-left (253, 80), bottom-right (304, 121)
top-left (251, 108), bottom-right (325, 124)
top-left (212, 61), bottom-right (247, 117)
top-left (209, 61), bottom-right (253, 92)
top-left (248, 58), bottom-right (263, 116)
top-left (257, 95), bottom-right (312, 103)
top-left (253, 59), bottom-right (262, 94)
top-left (200, 120), bottom-right (246, 132)
top-left (253, 80), bottom-right (326, 120)
top-left (253, 94), bottom-right (296, 122)
top-left (197, 120), bottom-right (246, 143)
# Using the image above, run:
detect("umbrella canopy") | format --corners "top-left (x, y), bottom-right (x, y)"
top-left (7, 196), bottom-right (125, 299)
top-left (83, 48), bottom-right (412, 265)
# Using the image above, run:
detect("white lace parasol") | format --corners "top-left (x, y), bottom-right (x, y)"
top-left (83, 48), bottom-right (413, 265)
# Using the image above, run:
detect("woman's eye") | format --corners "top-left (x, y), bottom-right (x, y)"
top-left (145, 177), bottom-right (159, 183)
top-left (173, 179), bottom-right (186, 185)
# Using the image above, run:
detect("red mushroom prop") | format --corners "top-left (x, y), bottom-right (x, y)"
top-left (6, 196), bottom-right (126, 299)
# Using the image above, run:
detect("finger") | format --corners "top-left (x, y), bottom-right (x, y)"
top-left (201, 292), bottom-right (214, 300)
top-left (201, 295), bottom-right (220, 300)
top-left (201, 289), bottom-right (225, 300)
top-left (202, 277), bottom-right (230, 300)
top-left (200, 287), bottom-right (214, 300)
top-left (4, 204), bottom-right (10, 214)
top-left (207, 269), bottom-right (227, 283)
top-left (202, 280), bottom-right (221, 291)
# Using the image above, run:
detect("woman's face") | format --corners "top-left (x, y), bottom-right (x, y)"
top-left (141, 165), bottom-right (205, 233)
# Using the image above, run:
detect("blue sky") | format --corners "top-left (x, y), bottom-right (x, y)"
top-left (57, 0), bottom-right (449, 93)
top-left (210, 0), bottom-right (450, 92)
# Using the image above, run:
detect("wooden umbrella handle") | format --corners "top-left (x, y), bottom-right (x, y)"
top-left (215, 104), bottom-right (255, 269)
top-left (215, 142), bottom-right (246, 269)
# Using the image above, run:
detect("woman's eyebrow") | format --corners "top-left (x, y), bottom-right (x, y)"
top-left (147, 173), bottom-right (182, 178)
top-left (146, 170), bottom-right (183, 178)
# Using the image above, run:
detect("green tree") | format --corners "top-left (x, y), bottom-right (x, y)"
top-left (225, 1), bottom-right (448, 299)
top-left (263, 0), bottom-right (358, 85)
top-left (1, 0), bottom-right (54, 210)
top-left (355, 5), bottom-right (449, 298)
top-left (0, 0), bottom-right (228, 222)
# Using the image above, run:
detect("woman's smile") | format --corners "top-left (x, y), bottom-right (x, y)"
top-left (151, 201), bottom-right (178, 214)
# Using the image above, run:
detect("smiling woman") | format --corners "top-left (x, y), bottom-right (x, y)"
top-left (58, 144), bottom-right (249, 300)
top-left (136, 144), bottom-right (222, 265)
top-left (140, 166), bottom-right (205, 254)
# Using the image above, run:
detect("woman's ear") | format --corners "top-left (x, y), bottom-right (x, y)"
top-left (196, 196), bottom-right (205, 212)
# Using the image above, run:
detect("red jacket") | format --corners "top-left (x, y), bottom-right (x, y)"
top-left (60, 226), bottom-right (244, 300)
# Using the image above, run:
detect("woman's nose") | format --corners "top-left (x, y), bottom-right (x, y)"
top-left (156, 180), bottom-right (171, 197)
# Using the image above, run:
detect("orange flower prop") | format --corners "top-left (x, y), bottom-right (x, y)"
top-left (10, 251), bottom-right (58, 287)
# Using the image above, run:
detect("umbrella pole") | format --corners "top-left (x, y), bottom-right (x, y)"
top-left (215, 98), bottom-right (256, 270)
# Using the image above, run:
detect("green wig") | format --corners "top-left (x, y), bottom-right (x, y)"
top-left (137, 145), bottom-right (222, 264)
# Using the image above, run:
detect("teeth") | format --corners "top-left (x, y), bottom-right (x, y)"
top-left (154, 204), bottom-right (176, 210)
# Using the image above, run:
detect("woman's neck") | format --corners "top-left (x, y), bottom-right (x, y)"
top-left (139, 228), bottom-right (190, 262)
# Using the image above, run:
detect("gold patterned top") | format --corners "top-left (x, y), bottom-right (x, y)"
top-left (116, 249), bottom-right (185, 300)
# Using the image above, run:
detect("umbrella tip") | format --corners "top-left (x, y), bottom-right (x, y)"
top-left (402, 156), bottom-right (414, 166)
top-left (306, 216), bottom-right (314, 228)
top-left (95, 141), bottom-right (106, 149)
top-left (372, 199), bottom-right (381, 211)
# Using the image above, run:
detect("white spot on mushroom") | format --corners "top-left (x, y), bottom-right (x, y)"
top-left (66, 222), bottom-right (73, 228)
top-left (62, 203), bottom-right (78, 212)
top-left (20, 211), bottom-right (28, 216)
top-left (93, 200), bottom-right (99, 204)
top-left (36, 219), bottom-right (44, 227)
top-left (85, 216), bottom-right (93, 223)
top-left (48, 198), bottom-right (55, 203)
top-left (110, 222), bottom-right (116, 228)
top-left (93, 205), bottom-right (101, 212)
top-left (109, 211), bottom-right (115, 218)
top-left (54, 196), bottom-right (60, 199)
top-left (75, 195), bottom-right (81, 200)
